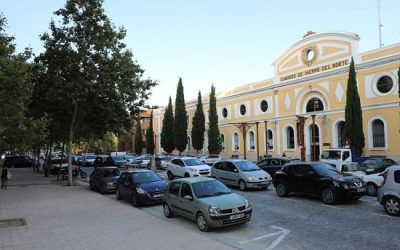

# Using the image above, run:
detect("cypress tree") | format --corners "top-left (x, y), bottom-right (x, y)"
top-left (207, 84), bottom-right (222, 154)
top-left (344, 58), bottom-right (365, 156)
top-left (161, 97), bottom-right (175, 154)
top-left (134, 117), bottom-right (143, 154)
top-left (146, 110), bottom-right (154, 155)
top-left (191, 91), bottom-right (205, 154)
top-left (174, 78), bottom-right (188, 154)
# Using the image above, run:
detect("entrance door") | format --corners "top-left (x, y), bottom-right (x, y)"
top-left (309, 124), bottom-right (320, 161)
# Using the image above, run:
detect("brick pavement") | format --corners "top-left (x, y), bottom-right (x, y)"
top-left (0, 168), bottom-right (234, 250)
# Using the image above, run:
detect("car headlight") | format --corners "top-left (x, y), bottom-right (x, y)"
top-left (247, 177), bottom-right (257, 182)
top-left (208, 206), bottom-right (221, 215)
top-left (245, 200), bottom-right (250, 209)
top-left (366, 169), bottom-right (374, 172)
top-left (107, 182), bottom-right (115, 186)
top-left (342, 184), bottom-right (349, 189)
top-left (136, 187), bottom-right (147, 194)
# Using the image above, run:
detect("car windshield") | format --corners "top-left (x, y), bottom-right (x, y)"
top-left (125, 156), bottom-right (135, 160)
top-left (320, 150), bottom-right (341, 160)
top-left (138, 155), bottom-right (150, 160)
top-left (132, 171), bottom-right (162, 183)
top-left (112, 155), bottom-right (125, 161)
top-left (161, 157), bottom-right (171, 161)
top-left (312, 164), bottom-right (342, 176)
top-left (85, 155), bottom-right (95, 160)
top-left (183, 158), bottom-right (204, 166)
top-left (103, 169), bottom-right (120, 177)
top-left (288, 159), bottom-right (301, 163)
top-left (344, 163), bottom-right (361, 172)
top-left (192, 180), bottom-right (231, 198)
top-left (236, 161), bottom-right (260, 172)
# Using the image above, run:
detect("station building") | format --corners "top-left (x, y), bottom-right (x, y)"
top-left (153, 31), bottom-right (400, 162)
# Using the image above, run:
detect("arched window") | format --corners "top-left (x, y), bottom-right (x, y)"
top-left (306, 97), bottom-right (324, 112)
top-left (337, 121), bottom-right (345, 147)
top-left (220, 134), bottom-right (225, 150)
top-left (233, 132), bottom-right (239, 151)
top-left (266, 129), bottom-right (273, 149)
top-left (248, 131), bottom-right (255, 150)
top-left (286, 127), bottom-right (295, 149)
top-left (372, 119), bottom-right (385, 147)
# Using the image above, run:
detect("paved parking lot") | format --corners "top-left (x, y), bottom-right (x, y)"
top-left (78, 168), bottom-right (400, 250)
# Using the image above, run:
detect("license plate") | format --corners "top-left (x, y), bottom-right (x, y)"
top-left (153, 193), bottom-right (164, 198)
top-left (357, 187), bottom-right (366, 192)
top-left (230, 213), bottom-right (244, 220)
top-left (260, 182), bottom-right (268, 185)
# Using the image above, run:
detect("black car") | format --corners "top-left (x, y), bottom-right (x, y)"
top-left (273, 162), bottom-right (366, 204)
top-left (257, 157), bottom-right (301, 179)
top-left (90, 167), bottom-right (121, 194)
top-left (104, 155), bottom-right (127, 167)
top-left (116, 169), bottom-right (168, 207)
top-left (4, 155), bottom-right (35, 168)
top-left (360, 157), bottom-right (396, 174)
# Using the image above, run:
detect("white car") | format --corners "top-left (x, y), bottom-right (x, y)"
top-left (166, 157), bottom-right (211, 180)
top-left (198, 155), bottom-right (222, 166)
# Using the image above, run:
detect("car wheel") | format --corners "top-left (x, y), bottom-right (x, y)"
top-left (238, 180), bottom-right (247, 191)
top-left (115, 189), bottom-right (121, 200)
top-left (167, 171), bottom-right (174, 180)
top-left (321, 187), bottom-right (337, 205)
top-left (366, 183), bottom-right (377, 196)
top-left (131, 194), bottom-right (139, 207)
top-left (275, 182), bottom-right (288, 197)
top-left (383, 197), bottom-right (400, 216)
top-left (163, 203), bottom-right (174, 218)
top-left (184, 173), bottom-right (190, 178)
top-left (80, 171), bottom-right (87, 179)
top-left (196, 212), bottom-right (209, 232)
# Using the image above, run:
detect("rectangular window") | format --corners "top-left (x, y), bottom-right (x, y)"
top-left (394, 171), bottom-right (400, 183)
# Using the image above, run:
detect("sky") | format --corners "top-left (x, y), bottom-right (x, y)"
top-left (2, 0), bottom-right (400, 107)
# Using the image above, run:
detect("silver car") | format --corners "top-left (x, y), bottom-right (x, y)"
top-left (377, 165), bottom-right (400, 216)
top-left (211, 160), bottom-right (272, 191)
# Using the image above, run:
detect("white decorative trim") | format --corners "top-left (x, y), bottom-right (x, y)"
top-left (294, 87), bottom-right (303, 98)
top-left (367, 117), bottom-right (388, 150)
top-left (254, 97), bottom-right (273, 115)
top-left (332, 119), bottom-right (345, 148)
top-left (335, 82), bottom-right (344, 102)
top-left (236, 101), bottom-right (251, 118)
top-left (219, 106), bottom-right (231, 120)
top-left (318, 82), bottom-right (329, 92)
top-left (371, 71), bottom-right (398, 97)
top-left (297, 90), bottom-right (329, 115)
top-left (284, 93), bottom-right (291, 111)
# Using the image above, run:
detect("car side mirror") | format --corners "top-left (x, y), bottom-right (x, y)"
top-left (233, 169), bottom-right (238, 173)
top-left (184, 195), bottom-right (193, 200)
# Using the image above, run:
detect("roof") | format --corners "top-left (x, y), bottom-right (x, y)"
top-left (171, 177), bottom-right (215, 184)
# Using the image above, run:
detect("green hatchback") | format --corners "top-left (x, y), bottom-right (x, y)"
top-left (163, 177), bottom-right (252, 231)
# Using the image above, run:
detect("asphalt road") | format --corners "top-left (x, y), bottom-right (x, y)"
top-left (76, 170), bottom-right (400, 250)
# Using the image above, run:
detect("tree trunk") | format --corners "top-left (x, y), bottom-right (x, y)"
top-left (68, 103), bottom-right (78, 186)
top-left (57, 142), bottom-right (65, 181)
top-left (44, 143), bottom-right (50, 176)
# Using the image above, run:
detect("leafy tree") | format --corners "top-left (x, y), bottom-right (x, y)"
top-left (207, 85), bottom-right (222, 154)
top-left (36, 0), bottom-right (156, 185)
top-left (344, 58), bottom-right (365, 156)
top-left (174, 78), bottom-right (188, 154)
top-left (191, 91), bottom-right (205, 154)
top-left (134, 118), bottom-right (143, 154)
top-left (146, 110), bottom-right (155, 154)
top-left (161, 97), bottom-right (175, 154)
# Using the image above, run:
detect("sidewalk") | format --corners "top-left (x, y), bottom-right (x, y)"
top-left (0, 168), bottom-right (234, 250)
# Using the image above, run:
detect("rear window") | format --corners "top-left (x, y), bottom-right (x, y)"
top-left (394, 171), bottom-right (400, 183)
top-left (103, 169), bottom-right (120, 177)
top-left (169, 182), bottom-right (181, 195)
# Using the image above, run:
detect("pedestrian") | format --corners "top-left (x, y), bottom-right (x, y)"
top-left (1, 163), bottom-right (10, 190)
top-left (282, 152), bottom-right (286, 157)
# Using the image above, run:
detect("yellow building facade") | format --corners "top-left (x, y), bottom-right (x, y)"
top-left (153, 31), bottom-right (400, 162)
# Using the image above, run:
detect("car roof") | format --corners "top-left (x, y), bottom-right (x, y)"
top-left (97, 166), bottom-right (119, 170)
top-left (174, 157), bottom-right (198, 160)
top-left (263, 157), bottom-right (295, 160)
top-left (217, 159), bottom-right (249, 163)
top-left (170, 177), bottom-right (215, 184)
top-left (284, 162), bottom-right (329, 167)
top-left (387, 165), bottom-right (400, 171)
top-left (124, 169), bottom-right (153, 173)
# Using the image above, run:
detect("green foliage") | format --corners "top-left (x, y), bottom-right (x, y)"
top-left (0, 15), bottom-right (48, 151)
top-left (161, 97), bottom-right (175, 154)
top-left (207, 85), bottom-right (221, 154)
top-left (173, 78), bottom-right (188, 153)
top-left (134, 118), bottom-right (143, 154)
top-left (146, 110), bottom-right (155, 155)
top-left (344, 58), bottom-right (365, 156)
top-left (191, 91), bottom-right (205, 153)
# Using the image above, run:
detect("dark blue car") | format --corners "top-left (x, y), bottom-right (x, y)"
top-left (115, 169), bottom-right (167, 207)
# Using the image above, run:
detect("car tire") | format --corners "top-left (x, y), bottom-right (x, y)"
top-left (131, 194), bottom-right (139, 207)
top-left (275, 182), bottom-right (288, 197)
top-left (238, 180), bottom-right (247, 191)
top-left (163, 203), bottom-right (174, 218)
top-left (115, 189), bottom-right (122, 200)
top-left (366, 183), bottom-right (377, 196)
top-left (167, 171), bottom-right (174, 181)
top-left (321, 187), bottom-right (337, 205)
top-left (184, 173), bottom-right (190, 178)
top-left (80, 171), bottom-right (87, 179)
top-left (383, 197), bottom-right (400, 216)
top-left (196, 212), bottom-right (209, 232)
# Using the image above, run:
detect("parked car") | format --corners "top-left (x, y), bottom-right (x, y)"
top-left (257, 157), bottom-right (301, 179)
top-left (198, 155), bottom-right (222, 166)
top-left (82, 154), bottom-right (96, 166)
top-left (124, 155), bottom-right (137, 164)
top-left (273, 162), bottom-right (366, 205)
top-left (49, 157), bottom-right (68, 175)
top-left (71, 155), bottom-right (82, 165)
top-left (361, 157), bottom-right (396, 174)
top-left (104, 155), bottom-right (127, 167)
top-left (166, 157), bottom-right (211, 180)
top-left (155, 156), bottom-right (171, 169)
top-left (377, 165), bottom-right (400, 216)
top-left (116, 169), bottom-right (168, 206)
top-left (163, 177), bottom-right (252, 232)
top-left (4, 155), bottom-right (35, 168)
top-left (134, 154), bottom-right (151, 168)
top-left (211, 160), bottom-right (272, 191)
top-left (90, 167), bottom-right (121, 194)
